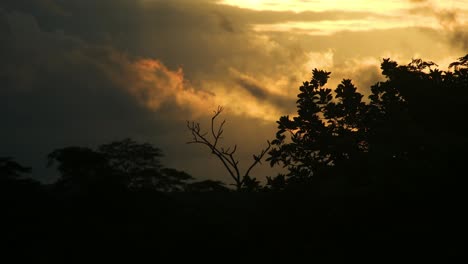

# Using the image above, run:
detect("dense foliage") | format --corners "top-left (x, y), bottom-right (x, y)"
top-left (268, 54), bottom-right (468, 195)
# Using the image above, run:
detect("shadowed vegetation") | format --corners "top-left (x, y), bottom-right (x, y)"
top-left (3, 55), bottom-right (467, 261)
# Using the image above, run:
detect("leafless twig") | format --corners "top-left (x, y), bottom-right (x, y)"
top-left (187, 106), bottom-right (271, 191)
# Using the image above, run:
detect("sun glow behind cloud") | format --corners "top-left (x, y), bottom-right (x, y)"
top-left (219, 0), bottom-right (468, 36)
top-left (115, 56), bottom-right (283, 121)
top-left (218, 0), bottom-right (468, 12)
top-left (253, 16), bottom-right (441, 35)
top-left (218, 0), bottom-right (410, 13)
top-left (3, 0), bottom-right (468, 184)
top-left (106, 1), bottom-right (468, 122)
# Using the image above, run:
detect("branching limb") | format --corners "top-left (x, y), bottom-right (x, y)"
top-left (187, 106), bottom-right (271, 191)
top-left (187, 120), bottom-right (237, 182)
top-left (244, 140), bottom-right (271, 180)
top-left (211, 106), bottom-right (225, 149)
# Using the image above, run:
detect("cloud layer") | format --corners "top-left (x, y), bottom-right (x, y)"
top-left (1, 0), bottom-right (467, 183)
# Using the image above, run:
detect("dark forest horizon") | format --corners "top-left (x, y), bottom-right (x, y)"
top-left (4, 54), bottom-right (468, 191)
top-left (3, 54), bottom-right (467, 261)
top-left (2, 1), bottom-right (468, 261)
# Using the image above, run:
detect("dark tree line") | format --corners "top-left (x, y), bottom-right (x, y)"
top-left (45, 138), bottom-right (229, 194)
top-left (2, 55), bottom-right (467, 261)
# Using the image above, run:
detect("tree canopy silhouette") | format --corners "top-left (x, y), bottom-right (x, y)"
top-left (48, 139), bottom-right (194, 193)
top-left (268, 54), bottom-right (468, 195)
top-left (47, 147), bottom-right (116, 193)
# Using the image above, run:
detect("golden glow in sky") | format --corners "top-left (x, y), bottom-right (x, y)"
top-left (252, 16), bottom-right (440, 35)
top-left (219, 0), bottom-right (408, 13)
top-left (219, 0), bottom-right (468, 36)
top-left (3, 0), bottom-right (468, 182)
top-left (218, 0), bottom-right (464, 13)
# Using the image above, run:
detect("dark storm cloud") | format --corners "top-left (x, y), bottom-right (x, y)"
top-left (0, 10), bottom-right (200, 182)
top-left (0, 0), bottom-right (384, 76)
top-left (0, 0), bottom-right (292, 183)
top-left (2, 0), bottom-right (460, 184)
top-left (0, 0), bottom-right (406, 106)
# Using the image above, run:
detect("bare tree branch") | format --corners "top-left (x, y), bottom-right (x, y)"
top-left (244, 140), bottom-right (271, 180)
top-left (186, 106), bottom-right (271, 191)
top-left (186, 120), bottom-right (236, 180)
top-left (211, 106), bottom-right (224, 149)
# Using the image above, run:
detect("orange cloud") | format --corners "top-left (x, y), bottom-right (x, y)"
top-left (105, 52), bottom-right (286, 121)
top-left (132, 59), bottom-right (215, 111)
top-left (107, 55), bottom-right (218, 118)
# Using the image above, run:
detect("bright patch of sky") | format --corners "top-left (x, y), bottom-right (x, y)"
top-left (218, 0), bottom-right (465, 13)
top-left (219, 0), bottom-right (468, 35)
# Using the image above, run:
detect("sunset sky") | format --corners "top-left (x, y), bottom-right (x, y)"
top-left (1, 0), bottom-right (467, 184)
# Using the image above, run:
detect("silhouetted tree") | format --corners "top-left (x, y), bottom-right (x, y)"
top-left (48, 139), bottom-right (194, 193)
top-left (98, 138), bottom-right (163, 190)
top-left (267, 69), bottom-right (368, 187)
top-left (187, 106), bottom-right (271, 191)
top-left (99, 138), bottom-right (193, 191)
top-left (241, 175), bottom-right (262, 192)
top-left (264, 174), bottom-right (287, 192)
top-left (47, 147), bottom-right (116, 193)
top-left (268, 54), bottom-right (468, 194)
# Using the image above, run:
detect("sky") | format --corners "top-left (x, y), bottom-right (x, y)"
top-left (1, 0), bottom-right (467, 184)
